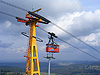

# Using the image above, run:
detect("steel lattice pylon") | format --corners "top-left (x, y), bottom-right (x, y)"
top-left (25, 22), bottom-right (40, 75)
top-left (16, 8), bottom-right (48, 75)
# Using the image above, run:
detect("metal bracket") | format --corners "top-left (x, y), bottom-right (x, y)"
top-left (21, 32), bottom-right (43, 42)
top-left (44, 54), bottom-right (55, 59)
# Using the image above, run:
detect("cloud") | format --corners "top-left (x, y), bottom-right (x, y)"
top-left (70, 10), bottom-right (100, 36)
top-left (17, 47), bottom-right (26, 53)
top-left (46, 10), bottom-right (100, 38)
top-left (60, 43), bottom-right (69, 50)
top-left (45, 0), bottom-right (82, 15)
top-left (38, 9), bottom-right (100, 61)
top-left (81, 33), bottom-right (100, 46)
top-left (46, 11), bottom-right (84, 36)
top-left (40, 46), bottom-right (45, 51)
top-left (0, 40), bottom-right (13, 48)
top-left (0, 20), bottom-right (29, 36)
top-left (0, 0), bottom-right (82, 21)
top-left (1, 0), bottom-right (100, 61)
top-left (4, 21), bottom-right (11, 28)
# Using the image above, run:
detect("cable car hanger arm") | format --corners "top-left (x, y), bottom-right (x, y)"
top-left (21, 32), bottom-right (43, 42)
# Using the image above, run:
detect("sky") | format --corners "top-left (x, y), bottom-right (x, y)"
top-left (0, 0), bottom-right (100, 62)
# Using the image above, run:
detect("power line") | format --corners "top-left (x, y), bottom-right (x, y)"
top-left (38, 27), bottom-right (100, 61)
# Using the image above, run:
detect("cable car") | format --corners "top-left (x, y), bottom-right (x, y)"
top-left (46, 32), bottom-right (59, 53)
top-left (46, 44), bottom-right (59, 53)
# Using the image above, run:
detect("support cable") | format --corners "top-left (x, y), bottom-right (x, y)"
top-left (50, 22), bottom-right (100, 54)
top-left (0, 0), bottom-right (51, 23)
top-left (0, 10), bottom-right (100, 60)
top-left (0, 0), bottom-right (99, 54)
top-left (0, 11), bottom-right (16, 18)
top-left (0, 1), bottom-right (100, 60)
top-left (0, 0), bottom-right (28, 12)
top-left (38, 27), bottom-right (100, 61)
top-left (0, 11), bottom-right (28, 23)
top-left (57, 38), bottom-right (100, 61)
top-left (0, 10), bottom-right (100, 61)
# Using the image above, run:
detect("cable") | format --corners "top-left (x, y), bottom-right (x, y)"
top-left (0, 0), bottom-right (50, 23)
top-left (57, 38), bottom-right (100, 61)
top-left (0, 11), bottom-right (16, 18)
top-left (38, 27), bottom-right (100, 61)
top-left (0, 11), bottom-right (100, 61)
top-left (51, 22), bottom-right (100, 54)
top-left (38, 26), bottom-right (48, 33)
top-left (0, 1), bottom-right (100, 60)
top-left (0, 0), bottom-right (28, 12)
top-left (1, 0), bottom-right (100, 55)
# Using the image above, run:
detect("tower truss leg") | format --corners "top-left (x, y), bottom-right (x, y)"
top-left (25, 23), bottom-right (40, 75)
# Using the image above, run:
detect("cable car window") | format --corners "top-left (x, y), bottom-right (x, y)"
top-left (54, 46), bottom-right (57, 49)
top-left (51, 45), bottom-right (53, 48)
top-left (48, 45), bottom-right (51, 47)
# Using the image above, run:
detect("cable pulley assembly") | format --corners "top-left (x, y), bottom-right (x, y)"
top-left (28, 11), bottom-right (51, 24)
top-left (21, 32), bottom-right (43, 42)
top-left (0, 0), bottom-right (50, 24)
top-left (48, 32), bottom-right (57, 38)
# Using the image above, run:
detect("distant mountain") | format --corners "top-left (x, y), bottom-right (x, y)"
top-left (1, 61), bottom-right (100, 75)
top-left (0, 62), bottom-right (26, 68)
top-left (0, 62), bottom-right (63, 70)
top-left (0, 61), bottom-right (100, 69)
